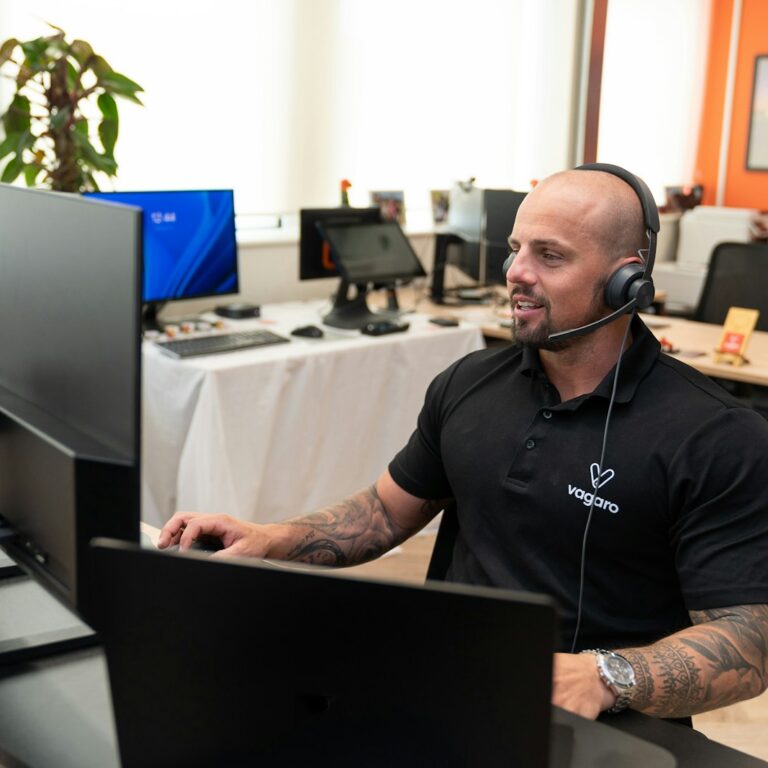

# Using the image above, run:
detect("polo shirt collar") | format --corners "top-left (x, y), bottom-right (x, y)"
top-left (518, 315), bottom-right (661, 404)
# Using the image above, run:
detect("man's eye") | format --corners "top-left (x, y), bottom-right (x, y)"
top-left (542, 252), bottom-right (562, 263)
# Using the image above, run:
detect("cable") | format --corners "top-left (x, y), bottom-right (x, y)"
top-left (569, 313), bottom-right (635, 653)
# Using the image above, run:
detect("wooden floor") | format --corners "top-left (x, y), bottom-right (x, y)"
top-left (346, 532), bottom-right (768, 763)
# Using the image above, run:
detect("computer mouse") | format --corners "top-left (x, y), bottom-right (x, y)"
top-left (163, 534), bottom-right (225, 554)
top-left (291, 325), bottom-right (324, 338)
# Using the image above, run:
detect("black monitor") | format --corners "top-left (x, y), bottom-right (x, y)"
top-left (431, 188), bottom-right (527, 304)
top-left (299, 206), bottom-right (382, 280)
top-left (85, 189), bottom-right (238, 330)
top-left (0, 184), bottom-right (142, 660)
top-left (91, 538), bottom-right (558, 768)
top-left (315, 221), bottom-right (427, 329)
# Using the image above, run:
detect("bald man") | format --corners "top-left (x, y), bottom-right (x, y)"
top-left (160, 167), bottom-right (768, 721)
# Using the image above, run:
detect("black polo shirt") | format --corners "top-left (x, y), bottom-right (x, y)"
top-left (389, 317), bottom-right (768, 651)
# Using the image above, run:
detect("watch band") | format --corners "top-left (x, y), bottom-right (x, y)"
top-left (580, 649), bottom-right (635, 713)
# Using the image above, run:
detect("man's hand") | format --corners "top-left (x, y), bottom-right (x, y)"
top-left (158, 511), bottom-right (276, 559)
top-left (552, 652), bottom-right (616, 719)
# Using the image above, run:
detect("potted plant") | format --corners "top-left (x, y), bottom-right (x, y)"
top-left (0, 24), bottom-right (143, 192)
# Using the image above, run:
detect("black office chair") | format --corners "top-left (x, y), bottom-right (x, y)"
top-left (425, 501), bottom-right (459, 582)
top-left (694, 241), bottom-right (768, 330)
top-left (694, 241), bottom-right (768, 418)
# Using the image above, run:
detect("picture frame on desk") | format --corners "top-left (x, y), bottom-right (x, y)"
top-left (746, 55), bottom-right (768, 171)
top-left (370, 189), bottom-right (406, 225)
top-left (430, 189), bottom-right (450, 223)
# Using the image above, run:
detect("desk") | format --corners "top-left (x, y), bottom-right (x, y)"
top-left (141, 301), bottom-right (484, 528)
top-left (448, 305), bottom-right (768, 387)
top-left (644, 315), bottom-right (768, 386)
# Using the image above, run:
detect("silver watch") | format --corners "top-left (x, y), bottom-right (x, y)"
top-left (580, 649), bottom-right (636, 713)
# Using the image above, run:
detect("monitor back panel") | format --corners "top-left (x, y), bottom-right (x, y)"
top-left (91, 539), bottom-right (558, 768)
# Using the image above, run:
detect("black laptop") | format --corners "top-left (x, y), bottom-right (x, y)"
top-left (89, 538), bottom-right (559, 768)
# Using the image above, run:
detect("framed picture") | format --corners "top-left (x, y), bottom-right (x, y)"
top-left (746, 55), bottom-right (768, 171)
top-left (430, 189), bottom-right (450, 223)
top-left (370, 190), bottom-right (405, 225)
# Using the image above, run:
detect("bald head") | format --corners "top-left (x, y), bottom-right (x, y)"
top-left (527, 169), bottom-right (647, 264)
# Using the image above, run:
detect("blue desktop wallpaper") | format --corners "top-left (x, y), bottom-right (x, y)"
top-left (85, 189), bottom-right (238, 303)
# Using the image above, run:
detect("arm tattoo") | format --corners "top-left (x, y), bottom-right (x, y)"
top-left (621, 604), bottom-right (768, 717)
top-left (282, 485), bottom-right (447, 567)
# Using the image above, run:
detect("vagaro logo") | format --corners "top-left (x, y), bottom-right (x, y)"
top-left (567, 463), bottom-right (620, 514)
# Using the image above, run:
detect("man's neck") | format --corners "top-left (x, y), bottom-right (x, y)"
top-left (538, 318), bottom-right (633, 403)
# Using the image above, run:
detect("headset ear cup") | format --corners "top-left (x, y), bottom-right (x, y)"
top-left (605, 263), bottom-right (646, 310)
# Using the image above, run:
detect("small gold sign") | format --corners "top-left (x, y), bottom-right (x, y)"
top-left (714, 307), bottom-right (759, 366)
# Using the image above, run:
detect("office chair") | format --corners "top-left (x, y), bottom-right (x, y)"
top-left (694, 241), bottom-right (768, 330)
top-left (694, 241), bottom-right (768, 419)
top-left (425, 501), bottom-right (459, 582)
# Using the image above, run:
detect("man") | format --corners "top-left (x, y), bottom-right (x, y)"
top-left (159, 167), bottom-right (768, 721)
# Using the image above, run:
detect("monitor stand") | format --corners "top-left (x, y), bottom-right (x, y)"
top-left (0, 555), bottom-right (97, 666)
top-left (141, 301), bottom-right (167, 332)
top-left (322, 279), bottom-right (398, 330)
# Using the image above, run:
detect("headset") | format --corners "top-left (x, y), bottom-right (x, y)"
top-left (502, 162), bottom-right (660, 343)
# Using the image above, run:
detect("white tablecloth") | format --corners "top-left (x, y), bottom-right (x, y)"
top-left (141, 301), bottom-right (485, 526)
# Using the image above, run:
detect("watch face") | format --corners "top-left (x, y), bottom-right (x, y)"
top-left (604, 654), bottom-right (635, 687)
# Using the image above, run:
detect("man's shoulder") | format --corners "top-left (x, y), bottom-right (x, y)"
top-left (443, 343), bottom-right (523, 381)
top-left (650, 352), bottom-right (768, 430)
top-left (427, 344), bottom-right (524, 403)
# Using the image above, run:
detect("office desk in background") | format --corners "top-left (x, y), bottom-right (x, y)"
top-left (141, 301), bottom-right (484, 528)
top-left (472, 309), bottom-right (768, 387)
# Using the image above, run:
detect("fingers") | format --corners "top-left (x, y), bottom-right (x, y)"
top-left (157, 511), bottom-right (203, 549)
top-left (158, 512), bottom-right (269, 559)
top-left (177, 514), bottom-right (235, 550)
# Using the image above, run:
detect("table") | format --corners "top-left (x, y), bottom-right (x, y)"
top-left (643, 315), bottom-right (768, 386)
top-left (141, 301), bottom-right (484, 527)
top-left (457, 306), bottom-right (768, 387)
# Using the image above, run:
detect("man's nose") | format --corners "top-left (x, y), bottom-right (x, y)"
top-left (506, 249), bottom-right (535, 284)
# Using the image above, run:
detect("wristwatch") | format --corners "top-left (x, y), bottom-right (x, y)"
top-left (580, 649), bottom-right (636, 713)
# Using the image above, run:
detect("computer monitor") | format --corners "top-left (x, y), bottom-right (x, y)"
top-left (0, 184), bottom-right (141, 659)
top-left (84, 189), bottom-right (238, 330)
top-left (91, 538), bottom-right (558, 768)
top-left (299, 207), bottom-right (382, 281)
top-left (315, 221), bottom-right (427, 329)
top-left (431, 187), bottom-right (527, 304)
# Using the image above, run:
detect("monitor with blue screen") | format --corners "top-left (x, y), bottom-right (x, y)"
top-left (85, 189), bottom-right (238, 329)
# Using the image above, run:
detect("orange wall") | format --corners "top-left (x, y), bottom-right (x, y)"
top-left (695, 0), bottom-right (768, 209)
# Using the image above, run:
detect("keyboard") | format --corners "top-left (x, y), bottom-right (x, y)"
top-left (154, 329), bottom-right (290, 358)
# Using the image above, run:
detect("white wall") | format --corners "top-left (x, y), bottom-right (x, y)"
top-left (0, 0), bottom-right (578, 216)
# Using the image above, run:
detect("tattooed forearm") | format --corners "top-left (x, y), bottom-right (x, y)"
top-left (281, 485), bottom-right (447, 567)
top-left (621, 604), bottom-right (768, 717)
